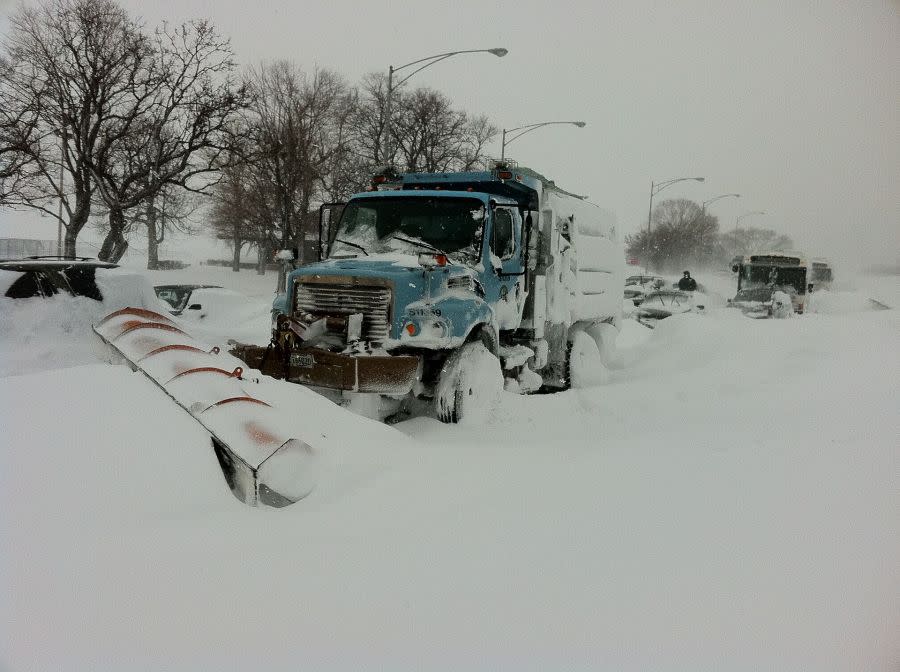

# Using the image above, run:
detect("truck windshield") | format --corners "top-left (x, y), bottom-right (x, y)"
top-left (330, 196), bottom-right (485, 264)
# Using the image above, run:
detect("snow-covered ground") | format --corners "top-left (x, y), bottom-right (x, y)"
top-left (1, 265), bottom-right (898, 671)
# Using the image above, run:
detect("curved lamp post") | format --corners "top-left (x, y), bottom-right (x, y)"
top-left (500, 121), bottom-right (586, 161)
top-left (735, 210), bottom-right (766, 229)
top-left (702, 193), bottom-right (740, 212)
top-left (381, 48), bottom-right (508, 164)
top-left (647, 176), bottom-right (705, 234)
top-left (643, 175), bottom-right (704, 272)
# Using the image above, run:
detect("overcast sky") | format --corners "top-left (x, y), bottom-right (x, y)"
top-left (1, 0), bottom-right (897, 270)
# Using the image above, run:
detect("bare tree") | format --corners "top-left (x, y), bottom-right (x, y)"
top-left (90, 20), bottom-right (245, 264)
top-left (351, 74), bottom-right (497, 175)
top-left (0, 55), bottom-right (40, 204)
top-left (625, 199), bottom-right (721, 272)
top-left (1, 0), bottom-right (150, 257)
top-left (209, 160), bottom-right (267, 271)
top-left (1, 1), bottom-right (244, 262)
top-left (459, 114), bottom-right (498, 171)
top-left (392, 88), bottom-right (465, 172)
top-left (720, 227), bottom-right (794, 260)
top-left (349, 73), bottom-right (390, 170)
top-left (223, 62), bottom-right (352, 272)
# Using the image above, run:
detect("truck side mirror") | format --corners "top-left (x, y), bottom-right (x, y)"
top-left (808, 283), bottom-right (814, 293)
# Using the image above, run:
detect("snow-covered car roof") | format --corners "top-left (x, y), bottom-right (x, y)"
top-left (0, 256), bottom-right (118, 272)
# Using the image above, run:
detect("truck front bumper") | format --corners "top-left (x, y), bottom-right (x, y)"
top-left (233, 344), bottom-right (420, 395)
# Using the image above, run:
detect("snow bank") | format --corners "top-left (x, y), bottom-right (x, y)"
top-left (1, 277), bottom-right (898, 670)
top-left (0, 270), bottom-right (167, 377)
top-left (174, 286), bottom-right (272, 346)
top-left (809, 288), bottom-right (893, 314)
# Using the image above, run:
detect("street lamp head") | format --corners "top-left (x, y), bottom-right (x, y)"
top-left (574, 121), bottom-right (586, 127)
top-left (488, 48), bottom-right (508, 57)
top-left (695, 177), bottom-right (705, 182)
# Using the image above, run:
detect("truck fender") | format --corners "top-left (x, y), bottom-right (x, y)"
top-left (466, 323), bottom-right (499, 356)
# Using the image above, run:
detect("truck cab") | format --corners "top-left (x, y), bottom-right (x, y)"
top-left (256, 166), bottom-right (623, 422)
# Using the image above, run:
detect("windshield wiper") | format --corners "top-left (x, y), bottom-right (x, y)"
top-left (388, 234), bottom-right (450, 260)
top-left (333, 238), bottom-right (369, 256)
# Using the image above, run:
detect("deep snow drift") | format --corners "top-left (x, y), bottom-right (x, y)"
top-left (1, 266), bottom-right (898, 671)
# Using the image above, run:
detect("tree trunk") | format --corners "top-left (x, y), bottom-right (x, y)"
top-left (146, 198), bottom-right (159, 270)
top-left (64, 191), bottom-right (92, 258)
top-left (232, 235), bottom-right (241, 272)
top-left (99, 208), bottom-right (129, 263)
top-left (256, 241), bottom-right (268, 275)
top-left (63, 228), bottom-right (78, 259)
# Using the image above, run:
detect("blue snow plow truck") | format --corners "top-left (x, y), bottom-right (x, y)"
top-left (235, 165), bottom-right (624, 423)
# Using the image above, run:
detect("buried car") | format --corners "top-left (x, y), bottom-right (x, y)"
top-left (728, 285), bottom-right (796, 319)
top-left (154, 284), bottom-right (222, 315)
top-left (633, 289), bottom-right (705, 328)
top-left (623, 275), bottom-right (666, 306)
top-left (0, 257), bottom-right (118, 300)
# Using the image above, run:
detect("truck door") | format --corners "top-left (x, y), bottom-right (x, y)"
top-left (485, 206), bottom-right (525, 329)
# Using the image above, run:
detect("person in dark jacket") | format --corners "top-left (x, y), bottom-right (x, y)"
top-left (678, 271), bottom-right (697, 291)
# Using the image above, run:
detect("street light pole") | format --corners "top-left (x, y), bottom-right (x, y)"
top-left (644, 175), bottom-right (705, 273)
top-left (647, 176), bottom-right (705, 234)
top-left (56, 159), bottom-right (64, 257)
top-left (735, 210), bottom-right (766, 229)
top-left (380, 47), bottom-right (508, 165)
top-left (55, 128), bottom-right (66, 257)
top-left (499, 120), bottom-right (586, 161)
top-left (701, 193), bottom-right (740, 213)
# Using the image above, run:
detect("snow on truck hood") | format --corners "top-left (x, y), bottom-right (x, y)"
top-left (292, 254), bottom-right (476, 282)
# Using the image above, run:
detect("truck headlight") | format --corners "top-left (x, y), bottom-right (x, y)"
top-left (447, 275), bottom-right (475, 292)
top-left (401, 318), bottom-right (449, 341)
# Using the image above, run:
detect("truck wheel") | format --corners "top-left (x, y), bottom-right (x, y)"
top-left (565, 330), bottom-right (608, 389)
top-left (435, 341), bottom-right (503, 424)
top-left (586, 322), bottom-right (620, 369)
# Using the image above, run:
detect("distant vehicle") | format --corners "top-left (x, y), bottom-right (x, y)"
top-left (633, 289), bottom-right (705, 328)
top-left (731, 252), bottom-right (810, 314)
top-left (624, 274), bottom-right (666, 305)
top-left (154, 284), bottom-right (222, 315)
top-left (0, 257), bottom-right (118, 300)
top-left (810, 258), bottom-right (833, 290)
top-left (728, 285), bottom-right (797, 319)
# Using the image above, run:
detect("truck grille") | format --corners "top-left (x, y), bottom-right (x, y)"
top-left (295, 282), bottom-right (392, 343)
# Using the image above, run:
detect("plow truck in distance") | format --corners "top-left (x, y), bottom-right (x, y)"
top-left (234, 165), bottom-right (624, 423)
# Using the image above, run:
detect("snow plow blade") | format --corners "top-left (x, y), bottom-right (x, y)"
top-left (93, 307), bottom-right (317, 508)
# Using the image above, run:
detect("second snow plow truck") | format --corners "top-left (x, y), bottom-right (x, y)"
top-left (234, 165), bottom-right (624, 422)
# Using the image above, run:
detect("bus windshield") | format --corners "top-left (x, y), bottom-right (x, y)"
top-left (741, 264), bottom-right (807, 294)
top-left (330, 196), bottom-right (485, 265)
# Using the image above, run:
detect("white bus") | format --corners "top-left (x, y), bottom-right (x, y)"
top-left (733, 252), bottom-right (811, 314)
top-left (810, 258), bottom-right (834, 291)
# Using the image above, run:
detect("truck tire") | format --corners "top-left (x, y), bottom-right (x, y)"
top-left (586, 322), bottom-right (619, 368)
top-left (565, 330), bottom-right (608, 389)
top-left (435, 341), bottom-right (503, 424)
